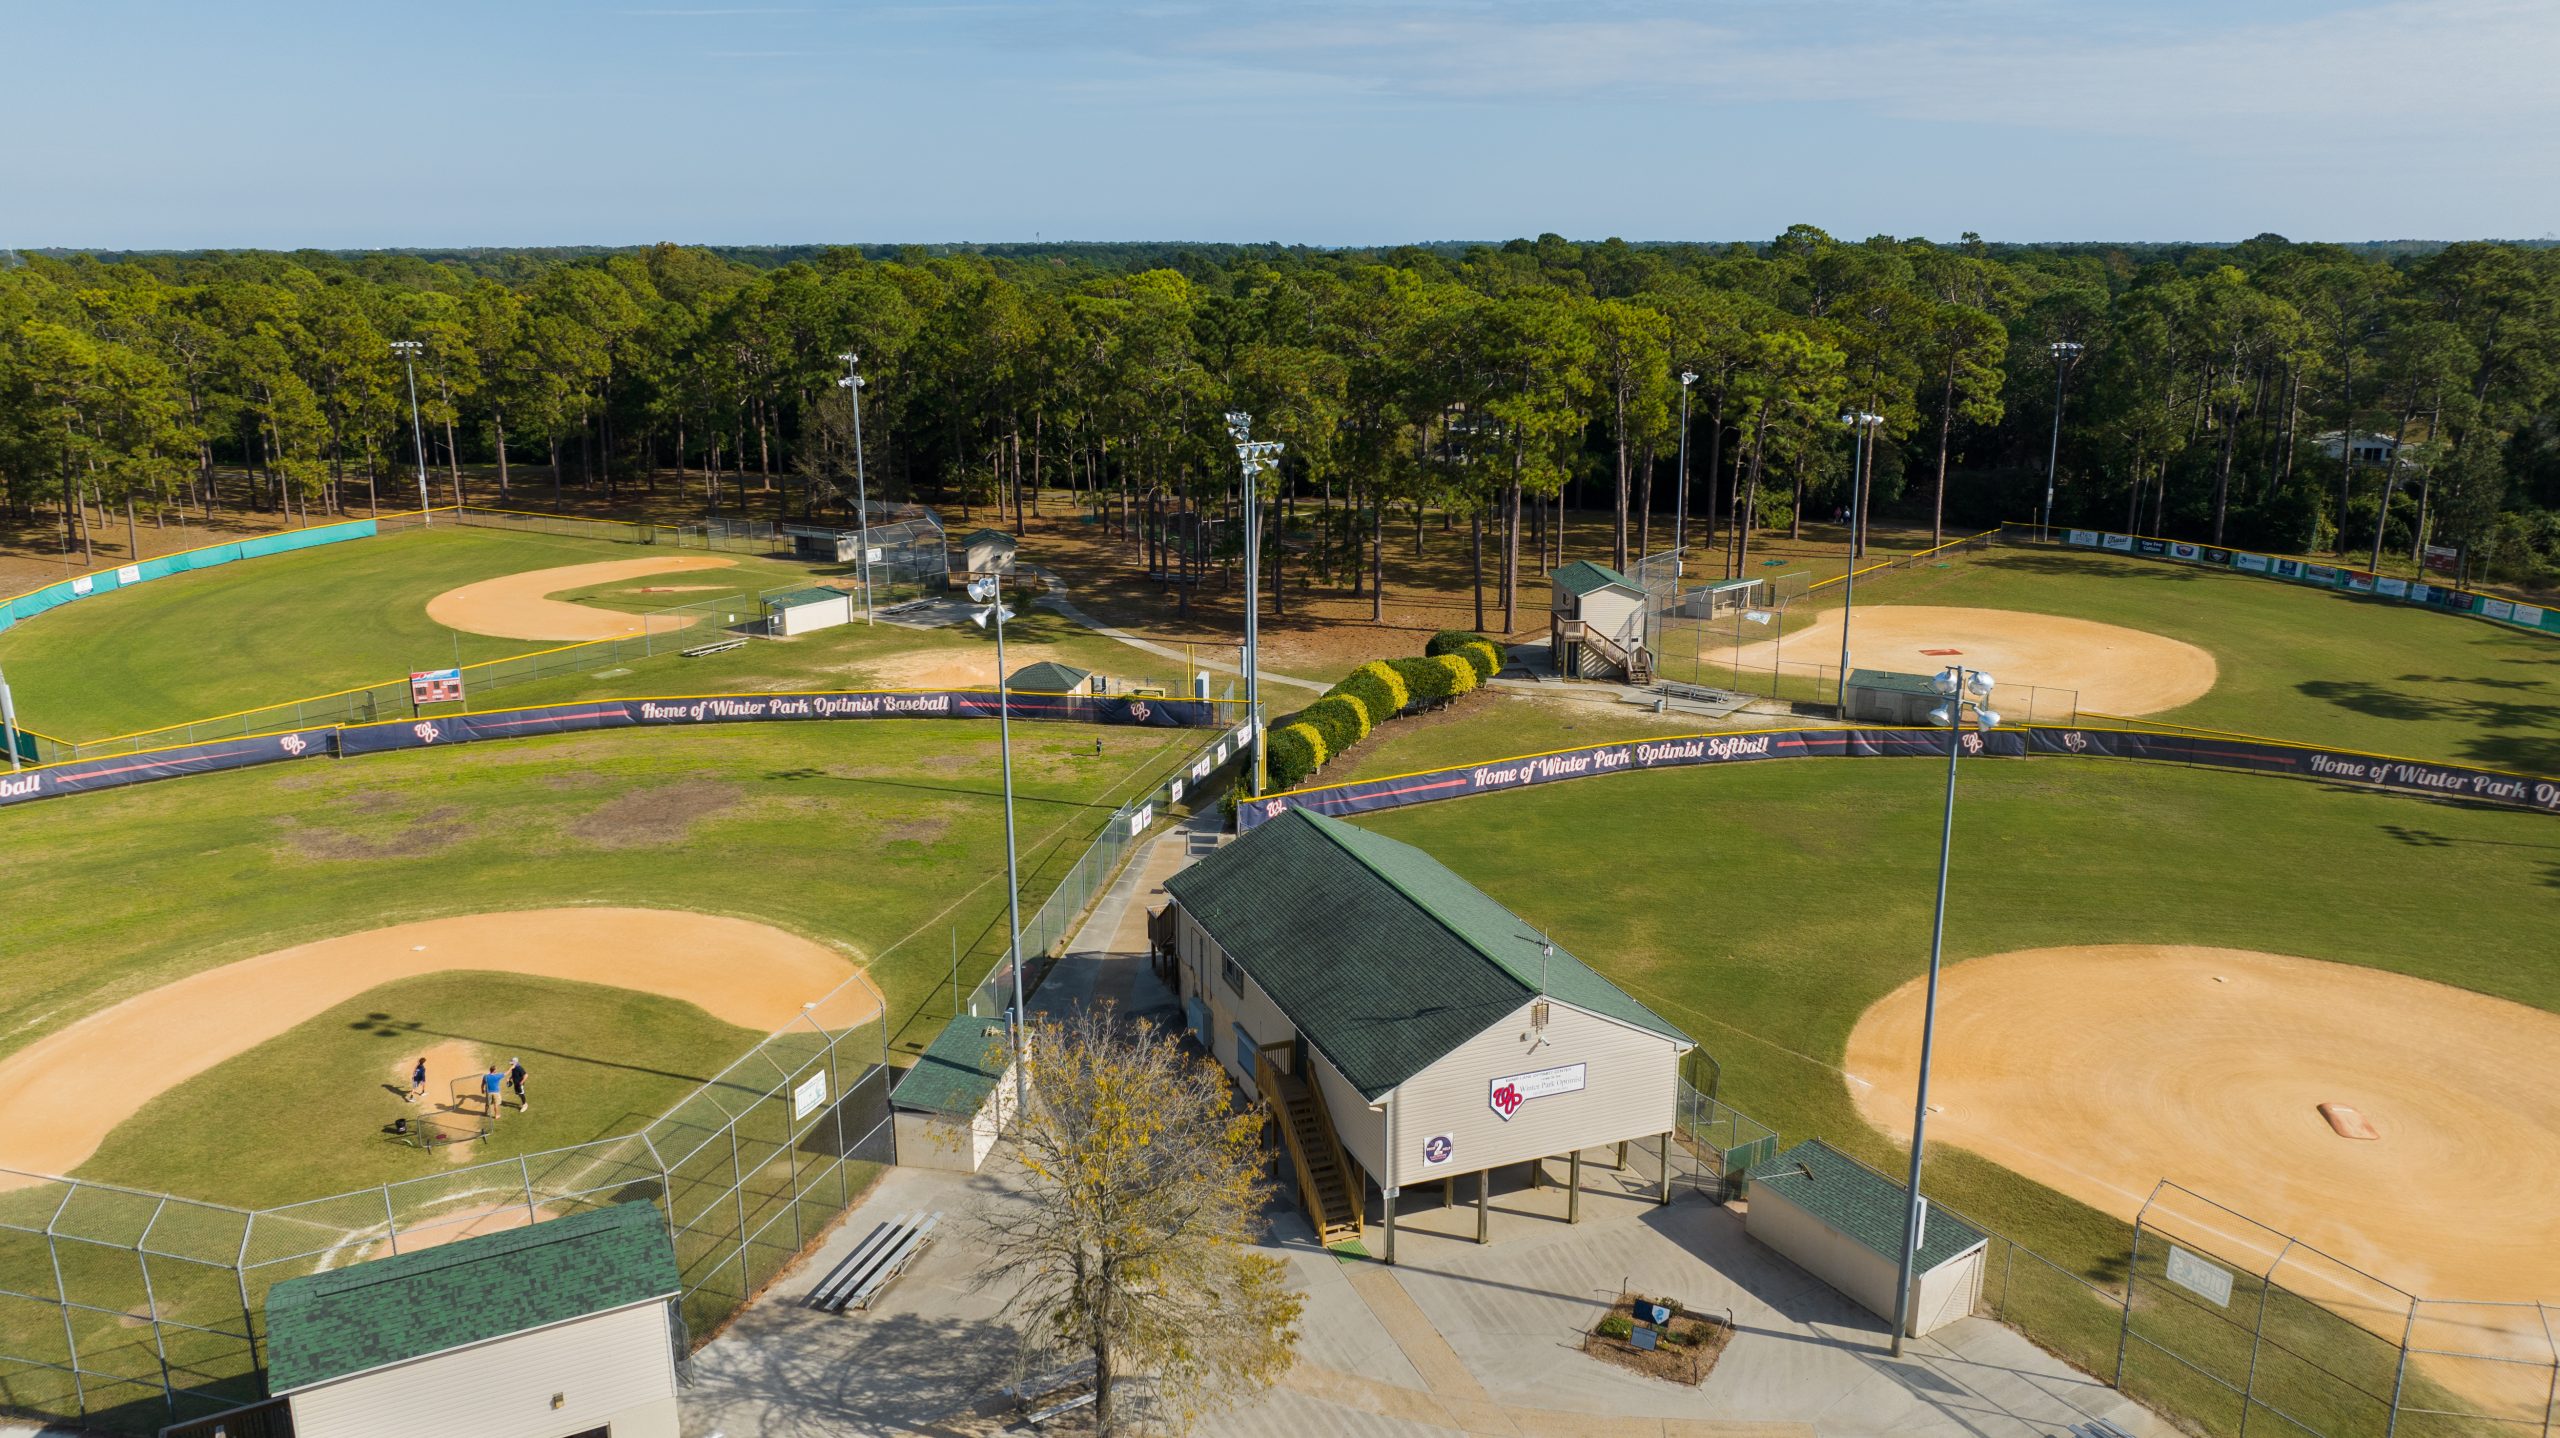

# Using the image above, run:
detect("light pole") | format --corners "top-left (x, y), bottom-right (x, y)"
top-left (389, 340), bottom-right (433, 525)
top-left (2040, 341), bottom-right (2084, 540)
top-left (1672, 371), bottom-right (1699, 579)
top-left (1224, 412), bottom-right (1283, 796)
top-left (1834, 411), bottom-right (1884, 714)
top-left (1887, 663), bottom-right (2002, 1357)
top-left (837, 353), bottom-right (874, 624)
top-left (969, 574), bottom-right (1030, 1112)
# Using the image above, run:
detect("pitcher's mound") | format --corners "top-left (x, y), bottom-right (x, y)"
top-left (1843, 945), bottom-right (2560, 1304)
top-left (1735, 605), bottom-right (2216, 716)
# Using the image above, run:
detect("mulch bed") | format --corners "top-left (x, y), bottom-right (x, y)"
top-left (1581, 1291), bottom-right (1734, 1386)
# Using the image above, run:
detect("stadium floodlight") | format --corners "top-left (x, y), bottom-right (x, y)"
top-left (839, 353), bottom-right (874, 624)
top-left (1673, 371), bottom-right (1700, 577)
top-left (389, 339), bottom-right (434, 525)
top-left (1225, 414), bottom-right (1283, 795)
top-left (969, 569), bottom-right (1030, 1114)
top-left (1834, 411), bottom-right (1887, 713)
top-left (1888, 661), bottom-right (2003, 1356)
top-left (2041, 341), bottom-right (2086, 540)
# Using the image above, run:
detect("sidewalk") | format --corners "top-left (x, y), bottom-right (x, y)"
top-left (681, 800), bottom-right (2172, 1438)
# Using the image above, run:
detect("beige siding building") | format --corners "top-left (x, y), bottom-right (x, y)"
top-left (890, 1015), bottom-right (1020, 1173)
top-left (263, 1201), bottom-right (683, 1438)
top-left (1743, 1139), bottom-right (1988, 1339)
top-left (1549, 560), bottom-right (1651, 680)
top-left (1164, 807), bottom-right (1695, 1260)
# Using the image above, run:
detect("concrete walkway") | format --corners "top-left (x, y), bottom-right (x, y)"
top-left (681, 802), bottom-right (2171, 1438)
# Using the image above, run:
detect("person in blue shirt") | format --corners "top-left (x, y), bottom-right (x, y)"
top-left (480, 1065), bottom-right (505, 1118)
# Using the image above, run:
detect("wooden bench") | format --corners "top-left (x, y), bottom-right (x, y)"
top-left (805, 1210), bottom-right (940, 1314)
top-left (681, 639), bottom-right (748, 658)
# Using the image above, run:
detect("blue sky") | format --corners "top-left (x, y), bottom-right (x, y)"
top-left (5, 0), bottom-right (2553, 248)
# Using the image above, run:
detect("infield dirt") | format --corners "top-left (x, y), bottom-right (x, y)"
top-left (0, 907), bottom-right (874, 1180)
top-left (427, 556), bottom-right (740, 640)
top-left (1843, 944), bottom-right (2560, 1308)
top-left (1733, 605), bottom-right (2218, 716)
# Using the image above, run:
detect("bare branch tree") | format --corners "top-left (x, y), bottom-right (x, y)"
top-left (973, 1004), bottom-right (1302, 1435)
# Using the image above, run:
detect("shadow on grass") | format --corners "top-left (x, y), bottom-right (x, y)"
top-left (1983, 553), bottom-right (2210, 582)
top-left (345, 1012), bottom-right (716, 1086)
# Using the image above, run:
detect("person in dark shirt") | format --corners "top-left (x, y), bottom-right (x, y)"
top-left (507, 1058), bottom-right (529, 1112)
top-left (407, 1057), bottom-right (427, 1104)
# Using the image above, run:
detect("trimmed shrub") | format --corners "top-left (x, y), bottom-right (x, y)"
top-left (1597, 1315), bottom-right (1635, 1341)
top-left (1266, 723), bottom-right (1325, 790)
top-left (1328, 661), bottom-right (1406, 727)
top-left (1461, 639), bottom-right (1502, 680)
top-left (1389, 655), bottom-right (1454, 704)
top-left (1434, 652), bottom-right (1479, 695)
top-left (1295, 695), bottom-right (1368, 756)
top-left (1426, 629), bottom-right (1492, 659)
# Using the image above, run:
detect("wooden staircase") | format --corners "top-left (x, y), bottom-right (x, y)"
top-left (1257, 1043), bottom-right (1364, 1247)
top-left (1558, 618), bottom-right (1653, 683)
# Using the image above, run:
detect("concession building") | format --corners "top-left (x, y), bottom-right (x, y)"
top-left (1161, 807), bottom-right (1695, 1261)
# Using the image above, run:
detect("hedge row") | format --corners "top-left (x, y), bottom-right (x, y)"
top-left (1262, 634), bottom-right (1503, 790)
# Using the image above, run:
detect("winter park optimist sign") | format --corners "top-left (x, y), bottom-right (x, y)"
top-left (1489, 1062), bottom-right (1586, 1121)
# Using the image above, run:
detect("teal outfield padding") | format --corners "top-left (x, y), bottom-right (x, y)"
top-left (0, 520), bottom-right (379, 635)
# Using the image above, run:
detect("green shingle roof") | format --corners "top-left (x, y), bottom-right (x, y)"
top-left (1752, 1140), bottom-right (1986, 1272)
top-left (1552, 560), bottom-right (1640, 598)
top-left (964, 528), bottom-right (1018, 548)
top-left (263, 1201), bottom-right (678, 1395)
top-left (1163, 808), bottom-right (1692, 1100)
top-left (893, 1015), bottom-right (1012, 1117)
top-left (1006, 660), bottom-right (1094, 693)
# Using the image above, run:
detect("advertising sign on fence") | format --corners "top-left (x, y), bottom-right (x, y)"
top-left (2166, 1245), bottom-right (2235, 1307)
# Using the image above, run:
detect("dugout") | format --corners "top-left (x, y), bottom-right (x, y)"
top-left (262, 1201), bottom-right (682, 1438)
top-left (783, 524), bottom-right (861, 563)
top-left (891, 1015), bottom-right (1022, 1173)
top-left (1744, 1139), bottom-right (1987, 1339)
top-left (1673, 576), bottom-right (1766, 619)
top-left (1005, 660), bottom-right (1097, 695)
top-left (764, 586), bottom-right (855, 637)
top-left (1843, 668), bottom-right (1942, 724)
top-left (1162, 807), bottom-right (1695, 1263)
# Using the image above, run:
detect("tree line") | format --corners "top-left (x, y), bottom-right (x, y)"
top-left (3, 228), bottom-right (2556, 617)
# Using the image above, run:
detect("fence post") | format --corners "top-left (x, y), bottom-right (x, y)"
top-left (519, 1157), bottom-right (539, 1224)
top-left (2538, 1301), bottom-right (2558, 1438)
top-left (2000, 1239), bottom-right (2015, 1322)
top-left (2385, 1299), bottom-right (2420, 1437)
top-left (41, 1193), bottom-right (90, 1423)
top-left (729, 1126), bottom-right (751, 1309)
top-left (2235, 1238), bottom-right (2294, 1437)
top-left (2113, 1224), bottom-right (2141, 1387)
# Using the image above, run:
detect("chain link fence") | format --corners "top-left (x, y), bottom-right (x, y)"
top-left (0, 972), bottom-right (892, 1436)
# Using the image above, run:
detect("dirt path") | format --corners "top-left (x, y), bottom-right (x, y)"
top-left (0, 907), bottom-right (876, 1180)
top-left (1732, 605), bottom-right (2217, 716)
top-left (1843, 945), bottom-right (2560, 1307)
top-left (427, 556), bottom-right (740, 641)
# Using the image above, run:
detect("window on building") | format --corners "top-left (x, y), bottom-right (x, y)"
top-left (1232, 1021), bottom-right (1257, 1074)
top-left (1222, 953), bottom-right (1245, 995)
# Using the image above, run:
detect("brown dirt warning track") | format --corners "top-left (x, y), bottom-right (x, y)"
top-left (0, 907), bottom-right (875, 1180)
top-left (1843, 945), bottom-right (2560, 1306)
top-left (1734, 605), bottom-right (2217, 715)
top-left (427, 556), bottom-right (739, 640)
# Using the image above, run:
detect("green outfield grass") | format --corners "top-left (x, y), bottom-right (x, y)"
top-left (0, 526), bottom-right (681, 740)
top-left (1735, 545), bottom-right (2560, 772)
top-left (76, 973), bottom-right (763, 1208)
top-left (1350, 758), bottom-right (2560, 1277)
top-left (0, 716), bottom-right (1196, 1109)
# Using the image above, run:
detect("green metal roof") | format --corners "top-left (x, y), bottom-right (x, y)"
top-left (765, 586), bottom-right (848, 611)
top-left (964, 528), bottom-right (1018, 547)
top-left (1006, 660), bottom-right (1094, 693)
top-left (1551, 560), bottom-right (1640, 598)
top-left (1752, 1139), bottom-right (1986, 1272)
top-left (263, 1201), bottom-right (678, 1394)
top-left (1163, 808), bottom-right (1692, 1100)
top-left (893, 1016), bottom-right (1012, 1118)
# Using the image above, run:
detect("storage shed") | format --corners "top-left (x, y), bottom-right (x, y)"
top-left (891, 1015), bottom-right (1020, 1173)
top-left (1549, 560), bottom-right (1651, 681)
top-left (1004, 660), bottom-right (1096, 695)
top-left (960, 528), bottom-right (1019, 578)
top-left (763, 586), bottom-right (855, 637)
top-left (262, 1201), bottom-right (682, 1438)
top-left (1162, 807), bottom-right (1695, 1262)
top-left (1743, 1139), bottom-right (1988, 1339)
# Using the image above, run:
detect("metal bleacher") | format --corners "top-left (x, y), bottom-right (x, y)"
top-left (805, 1210), bottom-right (940, 1314)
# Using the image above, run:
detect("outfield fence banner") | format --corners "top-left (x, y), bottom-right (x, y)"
top-left (0, 690), bottom-right (1238, 810)
top-left (2020, 522), bottom-right (2560, 640)
top-left (0, 520), bottom-right (382, 636)
top-left (0, 971), bottom-right (894, 1436)
top-left (1239, 723), bottom-right (2560, 833)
